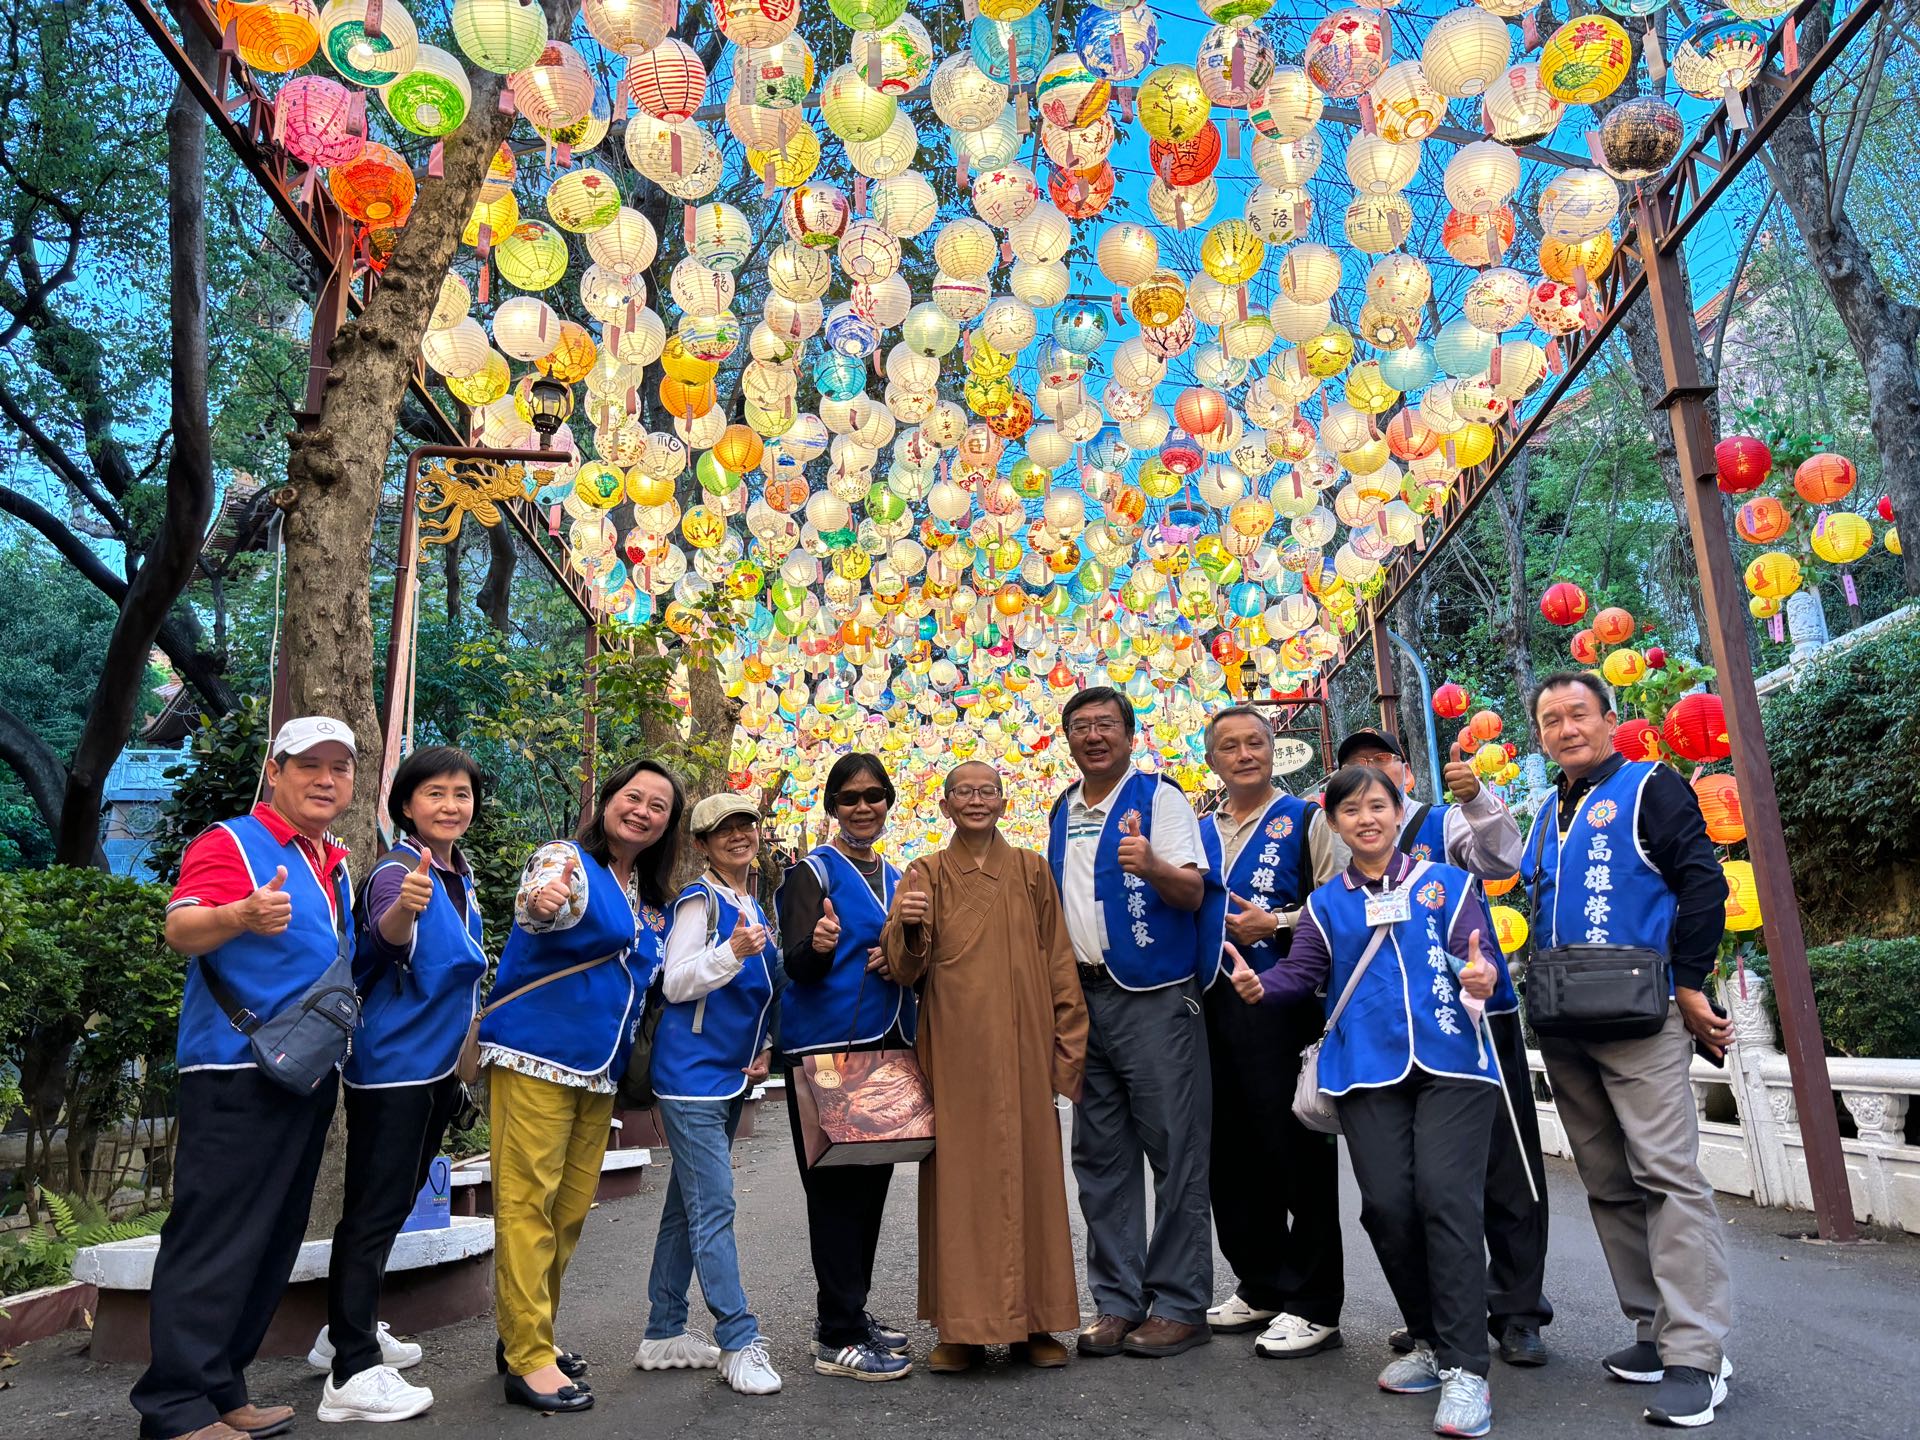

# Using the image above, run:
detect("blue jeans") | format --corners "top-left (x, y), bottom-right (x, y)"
top-left (645, 1094), bottom-right (757, 1351)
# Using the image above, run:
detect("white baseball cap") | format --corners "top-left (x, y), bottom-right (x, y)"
top-left (271, 715), bottom-right (357, 758)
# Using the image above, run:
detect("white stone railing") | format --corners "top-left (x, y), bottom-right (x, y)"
top-left (1527, 969), bottom-right (1920, 1234)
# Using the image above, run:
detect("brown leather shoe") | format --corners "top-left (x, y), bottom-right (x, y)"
top-left (1076, 1314), bottom-right (1138, 1357)
top-left (219, 1404), bottom-right (294, 1439)
top-left (167, 1425), bottom-right (248, 1440)
top-left (928, 1341), bottom-right (984, 1373)
top-left (1122, 1317), bottom-right (1212, 1358)
top-left (1015, 1333), bottom-right (1069, 1368)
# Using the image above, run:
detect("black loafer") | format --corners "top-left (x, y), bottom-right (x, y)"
top-left (497, 1337), bottom-right (589, 1380)
top-left (1389, 1327), bottom-right (1415, 1354)
top-left (1498, 1323), bottom-right (1549, 1367)
top-left (504, 1373), bottom-right (594, 1413)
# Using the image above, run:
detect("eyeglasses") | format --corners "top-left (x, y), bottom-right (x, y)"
top-left (1067, 718), bottom-right (1126, 738)
top-left (947, 785), bottom-right (1003, 801)
top-left (833, 788), bottom-right (890, 809)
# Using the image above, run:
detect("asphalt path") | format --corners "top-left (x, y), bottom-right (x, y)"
top-left (7, 1094), bottom-right (1917, 1439)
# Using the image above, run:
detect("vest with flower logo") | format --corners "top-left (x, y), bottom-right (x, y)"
top-left (1522, 761), bottom-right (1677, 958)
top-left (1403, 802), bottom-right (1452, 863)
top-left (1306, 859), bottom-right (1518, 1094)
top-left (776, 845), bottom-right (917, 1053)
top-left (1200, 791), bottom-right (1315, 985)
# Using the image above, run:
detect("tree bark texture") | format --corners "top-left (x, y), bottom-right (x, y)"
top-left (51, 54), bottom-right (217, 865)
top-left (477, 521), bottom-right (517, 633)
top-left (1764, 13), bottom-right (1920, 597)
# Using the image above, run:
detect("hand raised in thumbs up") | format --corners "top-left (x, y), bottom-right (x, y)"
top-left (395, 849), bottom-right (437, 917)
top-left (811, 895), bottom-right (841, 955)
top-left (232, 865), bottom-right (293, 936)
top-left (1458, 929), bottom-right (1497, 1000)
top-left (1115, 812), bottom-right (1153, 877)
top-left (1225, 890), bottom-right (1278, 946)
top-left (893, 867), bottom-right (930, 926)
top-left (1443, 731), bottom-right (1482, 804)
top-left (728, 908), bottom-right (770, 960)
top-left (1225, 942), bottom-right (1264, 1006)
top-left (528, 853), bottom-right (577, 922)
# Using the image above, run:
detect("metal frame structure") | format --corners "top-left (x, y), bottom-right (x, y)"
top-left (1330, 0), bottom-right (1883, 1241)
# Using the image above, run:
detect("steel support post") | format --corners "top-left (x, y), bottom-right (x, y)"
top-left (1370, 612), bottom-right (1400, 739)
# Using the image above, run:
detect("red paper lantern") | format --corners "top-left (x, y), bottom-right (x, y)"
top-left (1540, 581), bottom-right (1590, 627)
top-left (1150, 125), bottom-right (1224, 186)
top-left (1794, 452), bottom-right (1856, 504)
top-left (1174, 385), bottom-right (1228, 439)
top-left (1878, 494), bottom-right (1896, 522)
top-left (1433, 681), bottom-right (1472, 719)
top-left (1646, 646), bottom-right (1667, 669)
top-left (1612, 717), bottom-right (1663, 762)
top-left (1693, 773), bottom-right (1746, 845)
top-left (1569, 627), bottom-right (1600, 664)
top-left (1049, 162), bottom-right (1115, 219)
top-left (1663, 692), bottom-right (1731, 762)
top-left (1592, 605), bottom-right (1635, 646)
top-left (1714, 434), bottom-right (1771, 494)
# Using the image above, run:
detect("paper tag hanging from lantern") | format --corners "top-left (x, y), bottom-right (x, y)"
top-left (556, 142), bottom-right (571, 167)
top-left (1769, 612), bottom-right (1785, 642)
top-left (476, 224), bottom-right (492, 302)
top-left (1357, 93), bottom-right (1377, 136)
top-left (1521, 12), bottom-right (1540, 52)
top-left (669, 131), bottom-right (683, 176)
top-left (854, 175), bottom-right (868, 215)
top-left (1645, 22), bottom-right (1667, 84)
top-left (1111, 293), bottom-right (1125, 325)
top-left (1225, 116), bottom-right (1240, 159)
top-left (683, 204), bottom-right (695, 245)
top-left (1725, 82), bottom-right (1748, 133)
top-left (1120, 87), bottom-right (1134, 123)
top-left (498, 84), bottom-right (515, 115)
top-left (956, 156), bottom-right (968, 191)
top-left (548, 504), bottom-right (561, 536)
top-left (962, 0), bottom-right (976, 19)
top-left (1783, 17), bottom-right (1800, 74)
top-left (364, 0), bottom-right (383, 40)
top-left (428, 142), bottom-right (444, 178)
top-left (1237, 284), bottom-right (1249, 321)
top-left (1587, 129), bottom-right (1607, 166)
top-left (1843, 571), bottom-right (1860, 607)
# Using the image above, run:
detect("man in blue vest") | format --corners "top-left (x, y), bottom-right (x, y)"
top-left (1048, 686), bottom-right (1218, 1360)
top-left (1337, 726), bottom-right (1553, 1368)
top-left (132, 717), bottom-right (357, 1440)
top-left (1198, 705), bottom-right (1346, 1359)
top-left (1527, 673), bottom-right (1734, 1429)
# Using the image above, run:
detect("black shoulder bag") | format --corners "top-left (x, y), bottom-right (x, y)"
top-left (1522, 807), bottom-right (1670, 1043)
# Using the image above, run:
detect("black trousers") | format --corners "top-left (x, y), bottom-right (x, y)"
top-left (1203, 980), bottom-right (1344, 1325)
top-left (782, 1064), bottom-right (894, 1348)
top-left (131, 1068), bottom-right (338, 1438)
top-left (1485, 1011), bottom-right (1553, 1332)
top-left (326, 1075), bottom-right (463, 1381)
top-left (1338, 1070), bottom-right (1499, 1376)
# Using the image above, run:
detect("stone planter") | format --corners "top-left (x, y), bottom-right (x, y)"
top-left (0, 1279), bottom-right (97, 1350)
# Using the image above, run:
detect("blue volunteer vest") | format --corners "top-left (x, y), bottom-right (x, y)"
top-left (480, 843), bottom-right (666, 1078)
top-left (1522, 761), bottom-right (1678, 956)
top-left (1306, 858), bottom-right (1518, 1094)
top-left (345, 839), bottom-right (487, 1088)
top-left (1047, 770), bottom-right (1221, 992)
top-left (1201, 791), bottom-right (1315, 985)
top-left (179, 815), bottom-right (353, 1072)
top-left (651, 880), bottom-right (778, 1101)
top-left (776, 846), bottom-right (916, 1053)
top-left (1403, 802), bottom-right (1453, 864)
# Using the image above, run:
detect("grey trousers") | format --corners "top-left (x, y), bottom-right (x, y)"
top-left (1539, 1009), bottom-right (1732, 1371)
top-left (1071, 972), bottom-right (1214, 1326)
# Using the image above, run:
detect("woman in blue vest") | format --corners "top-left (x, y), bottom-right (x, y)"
top-left (480, 759), bottom-right (682, 1414)
top-left (311, 747), bottom-right (488, 1423)
top-left (775, 752), bottom-right (916, 1382)
top-left (1230, 765), bottom-right (1515, 1439)
top-left (636, 792), bottom-right (783, 1396)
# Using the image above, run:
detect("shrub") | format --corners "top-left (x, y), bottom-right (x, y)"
top-left (0, 1191), bottom-right (169, 1299)
top-left (1751, 936), bottom-right (1920, 1059)
top-left (149, 696), bottom-right (270, 885)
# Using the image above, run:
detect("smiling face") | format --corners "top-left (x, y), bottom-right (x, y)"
top-left (401, 770), bottom-right (475, 850)
top-left (940, 761), bottom-right (1005, 839)
top-left (1341, 742), bottom-right (1414, 796)
top-left (1332, 775), bottom-right (1405, 867)
top-left (1065, 696), bottom-right (1132, 785)
top-left (696, 811), bottom-right (761, 874)
top-left (1206, 713), bottom-right (1274, 794)
top-left (1534, 680), bottom-right (1617, 780)
top-left (603, 769), bottom-right (678, 858)
top-left (267, 742), bottom-right (355, 836)
top-left (831, 764), bottom-right (892, 847)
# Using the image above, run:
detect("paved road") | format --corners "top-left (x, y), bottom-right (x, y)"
top-left (8, 1094), bottom-right (1918, 1439)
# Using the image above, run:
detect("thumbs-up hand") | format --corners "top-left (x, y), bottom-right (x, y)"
top-left (729, 909), bottom-right (770, 960)
top-left (1116, 812), bottom-right (1153, 877)
top-left (811, 895), bottom-right (841, 955)
top-left (1459, 929), bottom-right (1497, 1000)
top-left (894, 868), bottom-right (930, 926)
top-left (1226, 942), bottom-right (1264, 1005)
top-left (233, 865), bottom-right (293, 935)
top-left (1443, 732), bottom-right (1481, 803)
top-left (528, 854), bottom-right (577, 922)
top-left (396, 850), bottom-right (436, 917)
top-left (1225, 890), bottom-right (1277, 946)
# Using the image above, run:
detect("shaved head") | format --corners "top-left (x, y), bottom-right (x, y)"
top-left (943, 760), bottom-right (1001, 795)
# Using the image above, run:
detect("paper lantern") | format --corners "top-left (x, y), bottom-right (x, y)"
top-left (1721, 859), bottom-right (1763, 933)
top-left (1599, 97), bottom-right (1685, 182)
top-left (1540, 581), bottom-right (1590, 626)
top-left (1795, 452), bottom-right (1857, 504)
top-left (1744, 551), bottom-right (1802, 599)
top-left (1432, 681), bottom-right (1471, 719)
top-left (1138, 64), bottom-right (1211, 143)
top-left (1442, 206), bottom-right (1516, 266)
top-left (380, 46), bottom-right (470, 137)
top-left (278, 75), bottom-right (365, 167)
top-left (1096, 222), bottom-right (1159, 288)
top-left (1612, 716), bottom-right (1663, 762)
top-left (1150, 127), bottom-right (1222, 187)
top-left (228, 0), bottom-right (320, 74)
top-left (973, 163), bottom-right (1042, 226)
top-left (1694, 773), bottom-right (1746, 845)
top-left (1422, 7), bottom-right (1510, 98)
top-left (1709, 434), bottom-right (1771, 494)
top-left (421, 318), bottom-right (491, 379)
top-left (1252, 132), bottom-right (1324, 188)
top-left (1673, 15), bottom-right (1769, 102)
top-left (1540, 168), bottom-right (1621, 242)
top-left (327, 142), bottom-right (415, 226)
top-left (870, 172), bottom-right (939, 238)
top-left (1541, 232), bottom-right (1617, 285)
top-left (1444, 140), bottom-right (1522, 218)
top-left (1248, 66), bottom-right (1323, 140)
top-left (510, 42), bottom-right (595, 131)
top-left (494, 220), bottom-right (568, 291)
top-left (1346, 133), bottom-right (1420, 194)
top-left (1591, 606), bottom-right (1636, 646)
top-left (821, 64), bottom-right (897, 142)
top-left (1467, 709), bottom-right (1504, 744)
top-left (1540, 15), bottom-right (1633, 104)
top-left (1196, 21), bottom-right (1274, 107)
top-left (320, 0), bottom-right (419, 86)
top-left (1734, 496), bottom-right (1790, 544)
top-left (930, 54), bottom-right (1008, 132)
top-left (1304, 8), bottom-right (1390, 100)
top-left (450, 0), bottom-right (546, 74)
top-left (969, 10), bottom-right (1052, 86)
top-left (831, 0), bottom-right (908, 28)
top-left (1811, 511), bottom-right (1873, 564)
top-left (1601, 647), bottom-right (1647, 688)
top-left (1663, 692), bottom-right (1730, 762)
top-left (1483, 62), bottom-right (1565, 145)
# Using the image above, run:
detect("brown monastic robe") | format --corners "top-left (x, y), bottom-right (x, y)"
top-left (880, 831), bottom-right (1089, 1344)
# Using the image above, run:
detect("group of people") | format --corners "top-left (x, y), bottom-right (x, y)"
top-left (135, 669), bottom-right (1736, 1440)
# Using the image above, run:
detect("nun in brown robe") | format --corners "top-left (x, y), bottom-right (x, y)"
top-left (881, 761), bottom-right (1089, 1373)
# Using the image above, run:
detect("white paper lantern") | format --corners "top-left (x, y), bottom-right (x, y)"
top-left (838, 219), bottom-right (903, 282)
top-left (933, 217), bottom-right (997, 279)
top-left (1539, 168), bottom-right (1621, 241)
top-left (493, 295), bottom-right (559, 361)
top-left (1009, 201), bottom-right (1072, 265)
top-left (931, 53), bottom-right (1009, 132)
top-left (1111, 336), bottom-right (1167, 391)
top-left (1009, 259), bottom-right (1071, 308)
top-left (1249, 66), bottom-right (1323, 141)
top-left (1251, 131), bottom-right (1323, 187)
top-left (902, 302), bottom-right (959, 357)
top-left (767, 241), bottom-right (833, 301)
top-left (1422, 7), bottom-right (1511, 99)
top-left (1368, 60), bottom-right (1443, 143)
top-left (870, 172), bottom-right (938, 236)
top-left (422, 317), bottom-right (491, 377)
top-left (1483, 62), bottom-right (1565, 146)
top-left (1279, 243), bottom-right (1342, 305)
top-left (847, 110), bottom-right (919, 180)
top-left (1345, 133), bottom-right (1420, 194)
top-left (1463, 267), bottom-right (1530, 333)
top-left (1097, 223), bottom-right (1159, 287)
top-left (978, 296), bottom-right (1038, 353)
top-left (1366, 253), bottom-right (1431, 316)
top-left (1443, 140), bottom-right (1522, 217)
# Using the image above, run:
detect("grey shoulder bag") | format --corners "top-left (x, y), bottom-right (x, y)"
top-left (201, 917), bottom-right (360, 1096)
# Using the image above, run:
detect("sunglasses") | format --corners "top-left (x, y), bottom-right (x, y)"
top-left (832, 787), bottom-right (890, 809)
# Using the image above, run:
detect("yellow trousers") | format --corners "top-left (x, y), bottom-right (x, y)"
top-left (489, 1066), bottom-right (615, 1377)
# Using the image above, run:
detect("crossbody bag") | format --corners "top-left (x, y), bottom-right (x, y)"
top-left (455, 951), bottom-right (622, 1085)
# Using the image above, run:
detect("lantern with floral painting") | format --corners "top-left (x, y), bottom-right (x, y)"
top-left (1137, 64), bottom-right (1212, 142)
top-left (1539, 15), bottom-right (1633, 104)
top-left (1794, 452), bottom-right (1857, 504)
top-left (1304, 8), bottom-right (1390, 100)
top-left (1663, 692), bottom-right (1730, 761)
top-left (1528, 280), bottom-right (1586, 337)
top-left (1442, 207), bottom-right (1517, 267)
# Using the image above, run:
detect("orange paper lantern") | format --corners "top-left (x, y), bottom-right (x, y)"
top-left (1794, 452), bottom-right (1856, 504)
top-left (1693, 773), bottom-right (1746, 845)
top-left (1570, 627), bottom-right (1600, 664)
top-left (1735, 496), bottom-right (1790, 544)
top-left (1592, 606), bottom-right (1635, 646)
top-left (1467, 709), bottom-right (1504, 743)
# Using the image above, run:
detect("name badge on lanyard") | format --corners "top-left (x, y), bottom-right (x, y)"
top-left (1364, 883), bottom-right (1411, 928)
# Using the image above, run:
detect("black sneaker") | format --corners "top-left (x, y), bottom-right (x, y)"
top-left (1389, 1326), bottom-right (1416, 1354)
top-left (1604, 1340), bottom-right (1665, 1384)
top-left (1645, 1365), bottom-right (1727, 1427)
top-left (864, 1312), bottom-right (910, 1357)
top-left (1497, 1322), bottom-right (1548, 1367)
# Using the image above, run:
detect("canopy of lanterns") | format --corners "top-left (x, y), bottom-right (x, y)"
top-left (230, 0), bottom-right (1809, 853)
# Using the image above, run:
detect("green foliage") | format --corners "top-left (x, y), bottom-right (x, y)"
top-left (1750, 938), bottom-right (1920, 1060)
top-left (0, 1190), bottom-right (169, 1299)
top-left (149, 697), bottom-right (270, 884)
top-left (445, 1117), bottom-right (490, 1161)
top-left (1761, 614), bottom-right (1920, 942)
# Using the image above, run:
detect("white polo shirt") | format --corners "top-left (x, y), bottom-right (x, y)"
top-left (1060, 774), bottom-right (1206, 970)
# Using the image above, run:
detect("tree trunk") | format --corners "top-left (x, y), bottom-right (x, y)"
top-left (52, 53), bottom-right (217, 867)
top-left (477, 522), bottom-right (517, 633)
top-left (1765, 13), bottom-right (1920, 597)
top-left (0, 701), bottom-right (89, 859)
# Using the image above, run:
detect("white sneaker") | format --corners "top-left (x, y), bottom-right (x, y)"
top-left (317, 1364), bottom-right (434, 1423)
top-left (719, 1337), bottom-right (783, 1395)
top-left (1207, 1293), bottom-right (1279, 1333)
top-left (1254, 1312), bottom-right (1344, 1358)
top-left (308, 1322), bottom-right (424, 1374)
top-left (635, 1330), bottom-right (722, 1370)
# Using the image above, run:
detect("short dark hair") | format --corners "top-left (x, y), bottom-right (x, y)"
top-left (1204, 703), bottom-right (1271, 753)
top-left (824, 751), bottom-right (894, 810)
top-left (387, 746), bottom-right (485, 837)
top-left (575, 758), bottom-right (685, 908)
top-left (1531, 671), bottom-right (1616, 726)
top-left (1323, 764), bottom-right (1406, 818)
top-left (1062, 684), bottom-right (1135, 737)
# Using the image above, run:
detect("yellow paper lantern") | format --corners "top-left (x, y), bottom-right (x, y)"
top-left (1743, 550), bottom-right (1802, 599)
top-left (1490, 905), bottom-right (1529, 953)
top-left (1137, 64), bottom-right (1211, 143)
top-left (1810, 511), bottom-right (1873, 565)
top-left (1721, 859), bottom-right (1763, 932)
top-left (1540, 16), bottom-right (1634, 105)
top-left (1601, 647), bottom-right (1647, 688)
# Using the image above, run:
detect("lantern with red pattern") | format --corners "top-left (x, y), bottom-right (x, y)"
top-left (1612, 717), bottom-right (1663, 762)
top-left (1663, 691), bottom-right (1730, 762)
top-left (1432, 681), bottom-right (1471, 718)
top-left (1794, 452), bottom-right (1857, 504)
top-left (1713, 434), bottom-right (1771, 494)
top-left (1693, 773), bottom-right (1745, 844)
top-left (1591, 605), bottom-right (1635, 646)
top-left (1540, 580), bottom-right (1589, 626)
top-left (1569, 627), bottom-right (1600, 664)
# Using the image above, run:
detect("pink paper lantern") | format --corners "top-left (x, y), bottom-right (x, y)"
top-left (278, 75), bottom-right (366, 168)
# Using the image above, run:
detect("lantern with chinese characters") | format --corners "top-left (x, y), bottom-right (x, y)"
top-left (1599, 97), bottom-right (1685, 181)
top-left (1720, 859), bottom-right (1763, 932)
top-left (1304, 8), bottom-right (1390, 100)
top-left (1539, 15), bottom-right (1633, 104)
top-left (1735, 496), bottom-right (1790, 544)
top-left (1432, 680), bottom-right (1471, 718)
top-left (1811, 511), bottom-right (1873, 564)
top-left (1794, 452), bottom-right (1857, 504)
top-left (1744, 551), bottom-right (1802, 599)
top-left (1540, 581), bottom-right (1590, 627)
top-left (1613, 716), bottom-right (1663, 762)
top-left (1714, 434), bottom-right (1771, 494)
top-left (1663, 692), bottom-right (1730, 761)
top-left (1694, 773), bottom-right (1746, 845)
